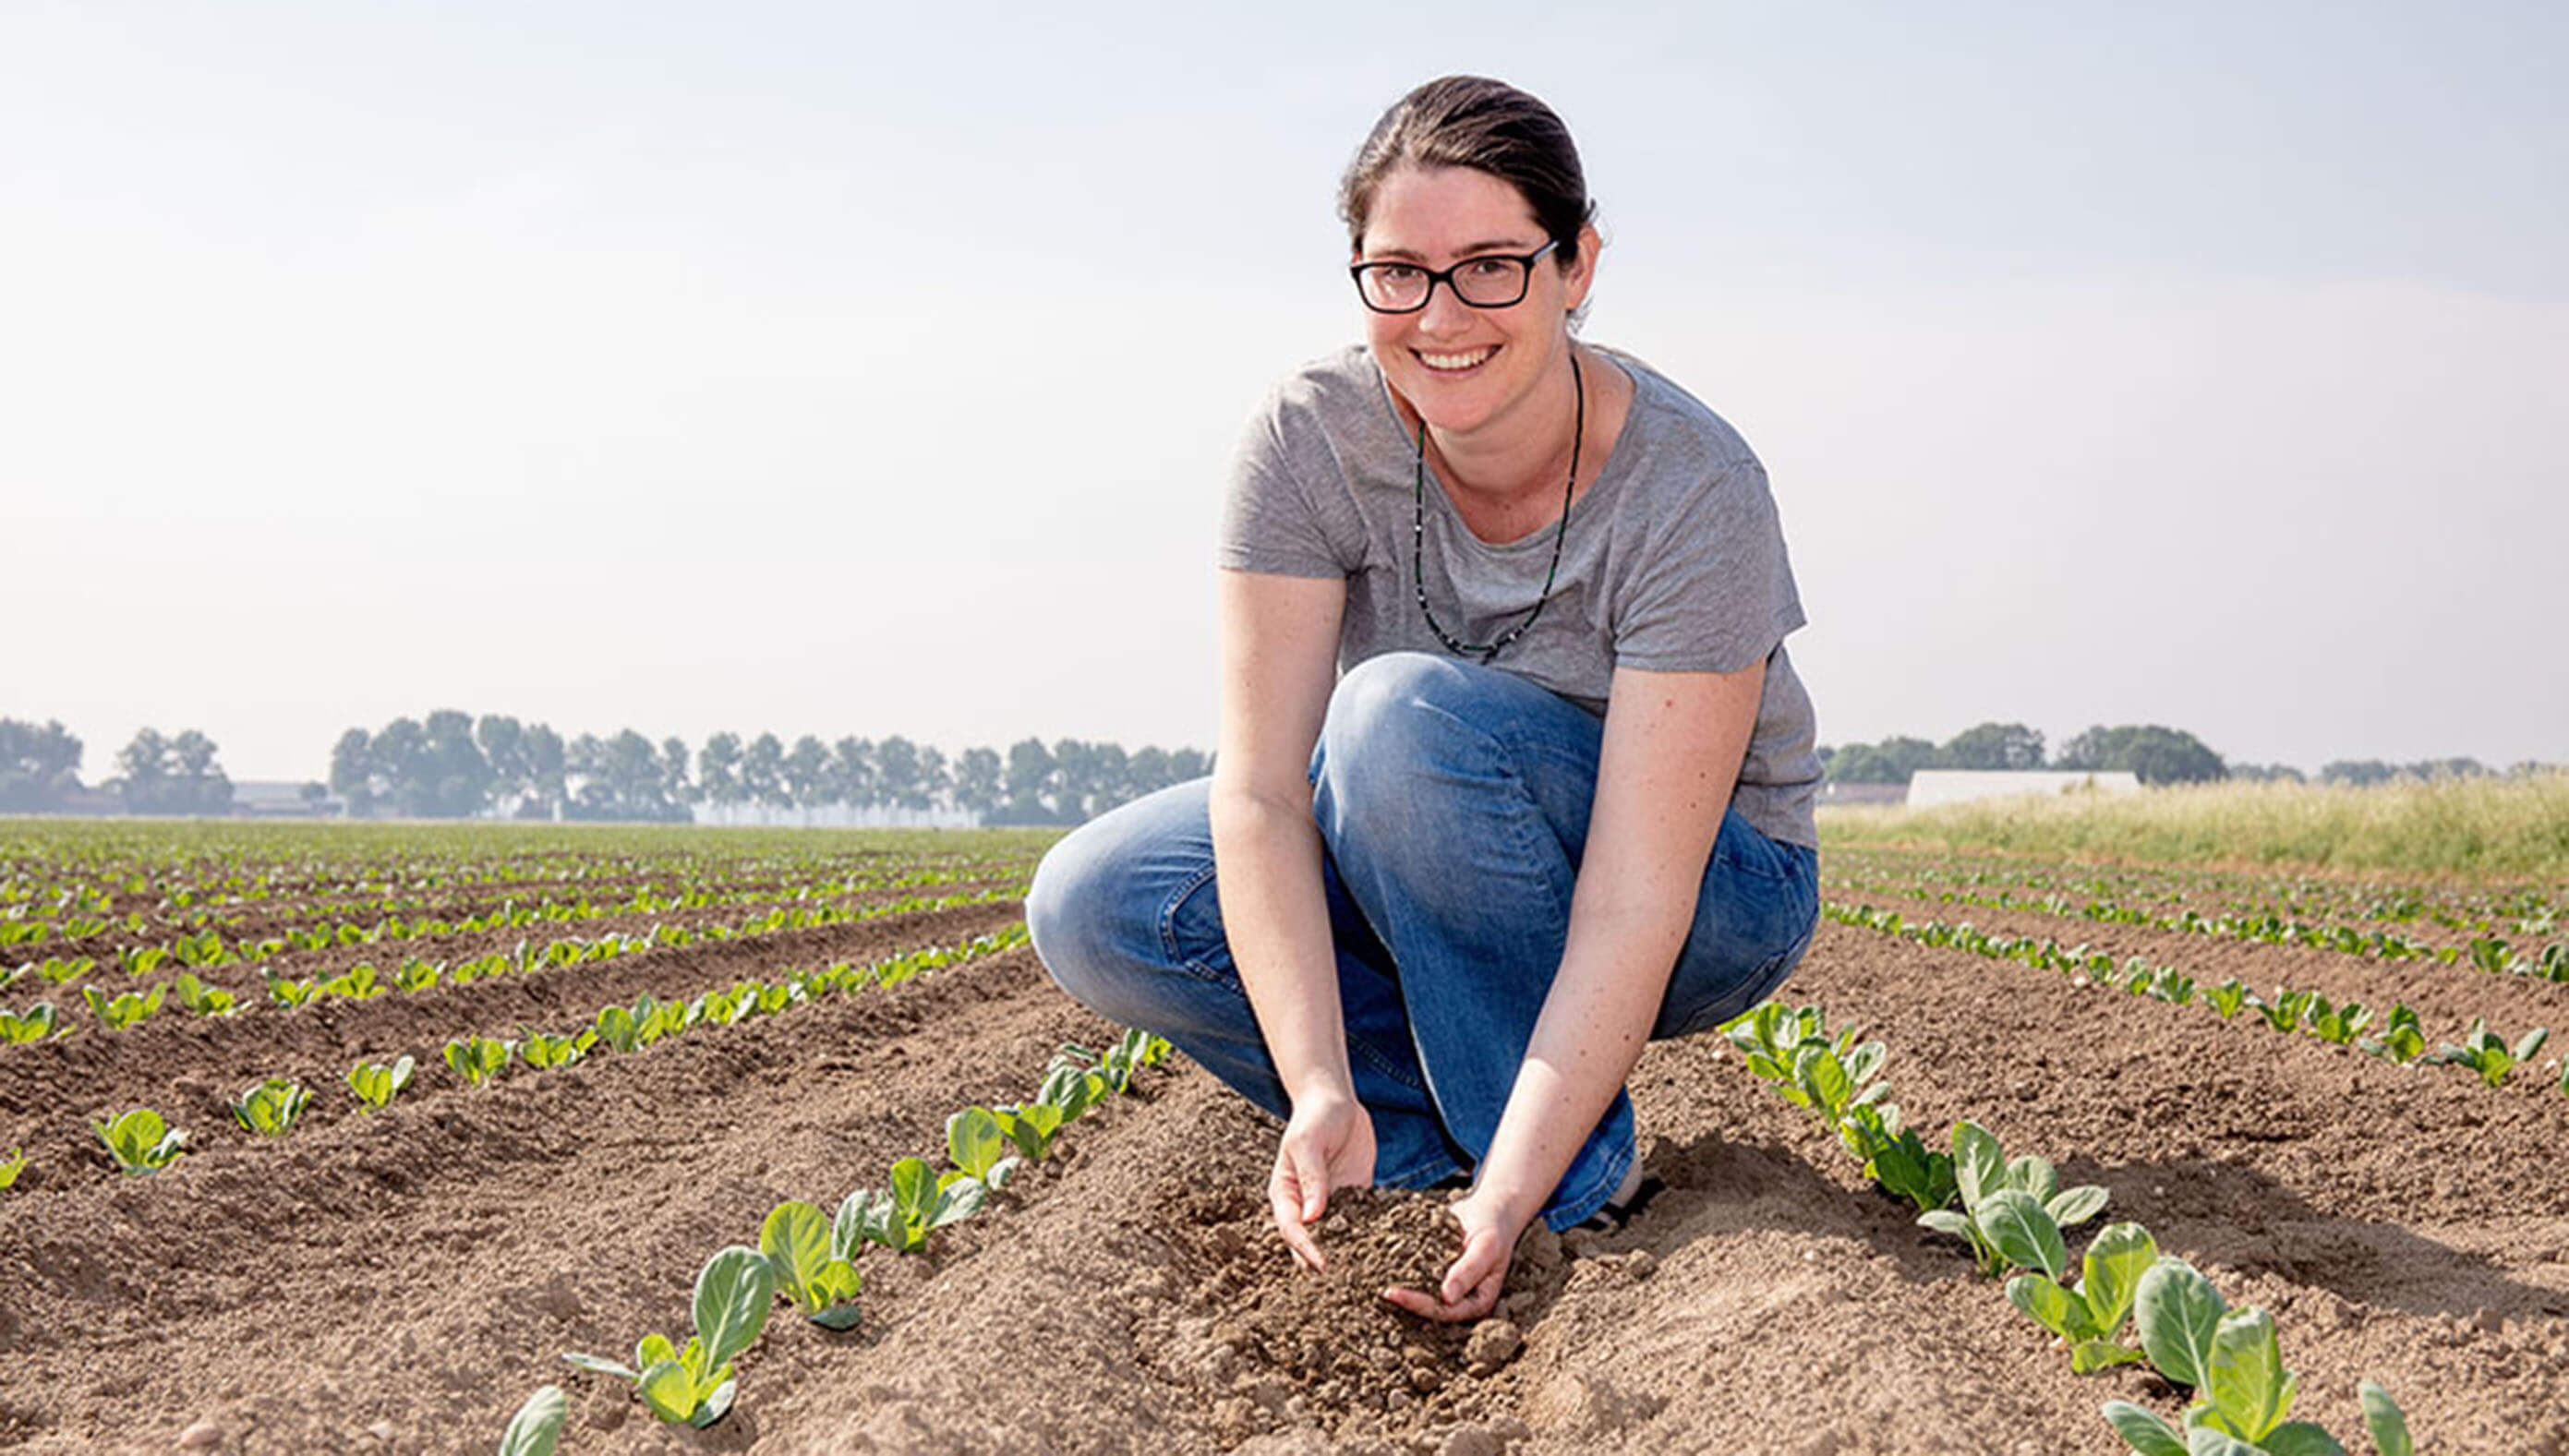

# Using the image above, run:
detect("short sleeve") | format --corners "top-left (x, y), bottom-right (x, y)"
top-left (1611, 457), bottom-right (1806, 674)
top-left (1216, 395), bottom-right (1347, 579)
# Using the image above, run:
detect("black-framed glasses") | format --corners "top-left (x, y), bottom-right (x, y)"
top-left (1350, 239), bottom-right (1560, 314)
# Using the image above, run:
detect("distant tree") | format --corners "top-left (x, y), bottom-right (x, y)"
top-left (999, 739), bottom-right (1059, 824)
top-left (1940, 722), bottom-right (2045, 772)
top-left (659, 736), bottom-right (694, 812)
top-left (476, 716), bottom-right (530, 812)
top-left (112, 727), bottom-right (232, 814)
top-left (918, 745), bottom-right (951, 814)
top-left (783, 735), bottom-right (831, 821)
top-left (1167, 748), bottom-right (1211, 782)
top-left (876, 736), bottom-right (925, 815)
top-left (416, 709), bottom-right (492, 817)
top-left (1826, 736), bottom-right (1941, 785)
top-left (329, 728), bottom-right (378, 815)
top-left (697, 733), bottom-right (744, 813)
top-left (299, 781), bottom-right (330, 807)
top-left (114, 728), bottom-right (171, 811)
top-left (952, 747), bottom-right (1003, 819)
top-left (1, 718), bottom-right (86, 811)
top-left (742, 733), bottom-right (789, 814)
top-left (524, 724), bottom-right (568, 819)
top-left (2227, 763), bottom-right (2308, 784)
top-left (2056, 724), bottom-right (2225, 786)
top-left (1128, 746), bottom-right (1171, 800)
top-left (828, 737), bottom-right (876, 812)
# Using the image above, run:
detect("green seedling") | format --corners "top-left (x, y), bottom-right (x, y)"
top-left (348, 1055), bottom-right (416, 1110)
top-left (2105, 1306), bottom-right (2335, 1451)
top-left (1037, 1054), bottom-right (1111, 1122)
top-left (83, 982), bottom-right (166, 1030)
top-left (520, 1029), bottom-right (593, 1070)
top-left (317, 963), bottom-right (384, 1000)
top-left (2255, 989), bottom-right (2311, 1034)
top-left (171, 972), bottom-right (237, 1017)
top-left (2358, 1005), bottom-right (2426, 1063)
top-left (993, 1101), bottom-right (1064, 1161)
top-left (393, 957), bottom-right (443, 993)
top-left (946, 1107), bottom-right (1022, 1191)
top-left (263, 969), bottom-right (318, 1008)
top-left (2433, 1018), bottom-right (2547, 1089)
top-left (2132, 1256), bottom-right (2227, 1390)
top-left (93, 1107), bottom-right (187, 1174)
top-left (34, 956), bottom-right (95, 986)
top-left (759, 1199), bottom-right (864, 1330)
top-left (563, 1245), bottom-right (773, 1427)
top-left (2005, 1221), bottom-right (2156, 1372)
top-left (1, 1001), bottom-right (64, 1043)
top-left (2204, 979), bottom-right (2250, 1019)
top-left (119, 945), bottom-right (167, 978)
top-left (835, 1156), bottom-right (988, 1254)
top-left (0, 1147), bottom-right (25, 1191)
top-left (444, 1034), bottom-right (515, 1087)
top-left (1917, 1120), bottom-right (2107, 1279)
top-left (1095, 1028), bottom-right (1174, 1093)
top-left (2303, 996), bottom-right (2373, 1047)
top-left (497, 1385), bottom-right (567, 1456)
top-left (2358, 1379), bottom-right (2412, 1456)
top-left (229, 1077), bottom-right (314, 1137)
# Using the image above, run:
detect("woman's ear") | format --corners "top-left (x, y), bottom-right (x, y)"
top-left (1562, 222), bottom-right (1604, 313)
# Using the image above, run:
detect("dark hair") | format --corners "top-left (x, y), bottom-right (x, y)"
top-left (1338, 76), bottom-right (1596, 268)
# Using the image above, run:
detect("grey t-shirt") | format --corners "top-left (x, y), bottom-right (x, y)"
top-left (1217, 343), bottom-right (1822, 848)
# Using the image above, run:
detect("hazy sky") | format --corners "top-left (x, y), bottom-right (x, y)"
top-left (6, 2), bottom-right (2563, 782)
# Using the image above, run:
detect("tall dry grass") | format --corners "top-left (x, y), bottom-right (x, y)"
top-left (1818, 772), bottom-right (2569, 880)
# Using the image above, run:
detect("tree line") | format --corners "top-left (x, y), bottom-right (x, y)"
top-left (1, 719), bottom-right (235, 814)
top-left (325, 713), bottom-right (1208, 824)
top-left (1822, 721), bottom-right (2545, 788)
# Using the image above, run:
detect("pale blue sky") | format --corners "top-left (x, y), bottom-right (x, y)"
top-left (6, 2), bottom-right (2563, 781)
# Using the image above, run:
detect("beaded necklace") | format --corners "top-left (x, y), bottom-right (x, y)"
top-left (1409, 351), bottom-right (1585, 662)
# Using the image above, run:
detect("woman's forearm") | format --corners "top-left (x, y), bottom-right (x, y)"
top-left (1208, 781), bottom-right (1355, 1104)
top-left (1471, 889), bottom-right (1699, 1224)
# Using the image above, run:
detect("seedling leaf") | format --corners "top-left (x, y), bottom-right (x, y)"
top-left (2204, 1306), bottom-right (2294, 1440)
top-left (2102, 1400), bottom-right (2189, 1456)
top-left (692, 1245), bottom-right (775, 1370)
top-left (497, 1385), bottom-right (568, 1456)
top-left (2358, 1380), bottom-right (2410, 1456)
top-left (2137, 1257), bottom-right (2226, 1389)
top-left (1977, 1187), bottom-right (2068, 1280)
top-left (2259, 1424), bottom-right (2349, 1456)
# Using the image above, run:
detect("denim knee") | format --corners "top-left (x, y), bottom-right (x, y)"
top-left (1025, 819), bottom-right (1126, 1018)
top-left (1317, 652), bottom-right (1474, 819)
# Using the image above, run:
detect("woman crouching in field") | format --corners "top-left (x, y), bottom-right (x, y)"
top-left (1028, 75), bottom-right (1823, 1322)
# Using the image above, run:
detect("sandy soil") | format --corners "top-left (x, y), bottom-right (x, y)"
top-left (2, 878), bottom-right (2563, 1455)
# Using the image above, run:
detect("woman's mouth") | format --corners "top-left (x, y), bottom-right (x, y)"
top-left (1416, 344), bottom-right (1498, 375)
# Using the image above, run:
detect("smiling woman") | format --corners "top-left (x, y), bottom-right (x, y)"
top-left (1027, 74), bottom-right (1825, 1324)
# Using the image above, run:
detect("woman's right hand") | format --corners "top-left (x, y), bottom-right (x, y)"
top-left (1269, 1087), bottom-right (1376, 1272)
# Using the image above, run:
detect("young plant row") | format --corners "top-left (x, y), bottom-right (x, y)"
top-left (1820, 869), bottom-right (2564, 982)
top-left (515, 1027), bottom-right (1173, 1442)
top-left (0, 883), bottom-right (1029, 1045)
top-left (20, 927), bottom-right (1033, 1185)
top-left (1823, 903), bottom-right (2565, 1100)
top-left (1719, 1001), bottom-right (2417, 1455)
top-left (0, 856), bottom-right (1028, 963)
top-left (1822, 849), bottom-right (2561, 939)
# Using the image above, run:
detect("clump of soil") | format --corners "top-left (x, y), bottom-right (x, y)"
top-left (1145, 1180), bottom-right (1574, 1446)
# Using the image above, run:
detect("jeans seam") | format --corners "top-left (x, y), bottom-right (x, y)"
top-left (1157, 860), bottom-right (1227, 983)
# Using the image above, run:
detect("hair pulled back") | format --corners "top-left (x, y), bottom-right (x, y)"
top-left (1338, 76), bottom-right (1595, 268)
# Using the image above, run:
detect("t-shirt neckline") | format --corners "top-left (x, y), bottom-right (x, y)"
top-left (1366, 344), bottom-right (1649, 553)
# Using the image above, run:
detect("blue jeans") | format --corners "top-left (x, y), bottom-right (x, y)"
top-left (1025, 652), bottom-right (1819, 1231)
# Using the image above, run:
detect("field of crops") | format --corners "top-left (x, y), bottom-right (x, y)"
top-left (3, 822), bottom-right (2563, 1455)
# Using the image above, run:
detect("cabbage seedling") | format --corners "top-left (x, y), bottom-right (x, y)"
top-left (348, 1055), bottom-right (416, 1110)
top-left (2105, 1306), bottom-right (2335, 1451)
top-left (230, 1077), bottom-right (314, 1137)
top-left (2005, 1221), bottom-right (2155, 1371)
top-left (759, 1199), bottom-right (863, 1330)
top-left (2358, 1005), bottom-right (2426, 1064)
top-left (83, 983), bottom-right (166, 1030)
top-left (171, 972), bottom-right (237, 1017)
top-left (497, 1384), bottom-right (566, 1456)
top-left (1036, 1056), bottom-right (1111, 1122)
top-left (93, 1107), bottom-right (187, 1175)
top-left (1918, 1120), bottom-right (2107, 1279)
top-left (263, 969), bottom-right (318, 1008)
top-left (2204, 980), bottom-right (2249, 1019)
top-left (835, 1157), bottom-right (988, 1254)
top-left (393, 957), bottom-right (442, 993)
top-left (0, 1147), bottom-right (25, 1191)
top-left (0, 1001), bottom-right (63, 1043)
top-left (2358, 1379), bottom-right (2412, 1456)
top-left (2433, 1018), bottom-right (2548, 1089)
top-left (993, 1101), bottom-right (1064, 1161)
top-left (946, 1108), bottom-right (1022, 1190)
top-left (563, 1245), bottom-right (774, 1427)
top-left (520, 1030), bottom-right (592, 1070)
top-left (444, 1035), bottom-right (515, 1087)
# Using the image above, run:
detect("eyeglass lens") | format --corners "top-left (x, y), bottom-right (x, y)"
top-left (1360, 258), bottom-right (1529, 311)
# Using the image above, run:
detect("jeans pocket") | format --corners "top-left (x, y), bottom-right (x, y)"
top-left (1158, 862), bottom-right (1233, 984)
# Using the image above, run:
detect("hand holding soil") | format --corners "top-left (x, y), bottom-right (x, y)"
top-left (1381, 1185), bottom-right (1524, 1323)
top-left (1267, 1089), bottom-right (1378, 1271)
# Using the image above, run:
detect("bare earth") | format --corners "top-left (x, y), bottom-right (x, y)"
top-left (4, 900), bottom-right (2564, 1455)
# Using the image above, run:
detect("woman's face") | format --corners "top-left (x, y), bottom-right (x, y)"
top-left (1354, 164), bottom-right (1596, 441)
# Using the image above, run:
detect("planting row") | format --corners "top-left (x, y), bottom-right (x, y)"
top-left (1819, 867), bottom-right (2565, 981)
top-left (1822, 848), bottom-right (2562, 939)
top-left (0, 882), bottom-right (1030, 1047)
top-left (495, 1025), bottom-right (1173, 1449)
top-left (4, 923), bottom-right (1032, 1189)
top-left (1823, 903), bottom-right (2565, 1101)
top-left (1721, 1000), bottom-right (2418, 1455)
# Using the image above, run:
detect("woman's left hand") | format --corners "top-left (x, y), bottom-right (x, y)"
top-left (1381, 1186), bottom-right (1528, 1323)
